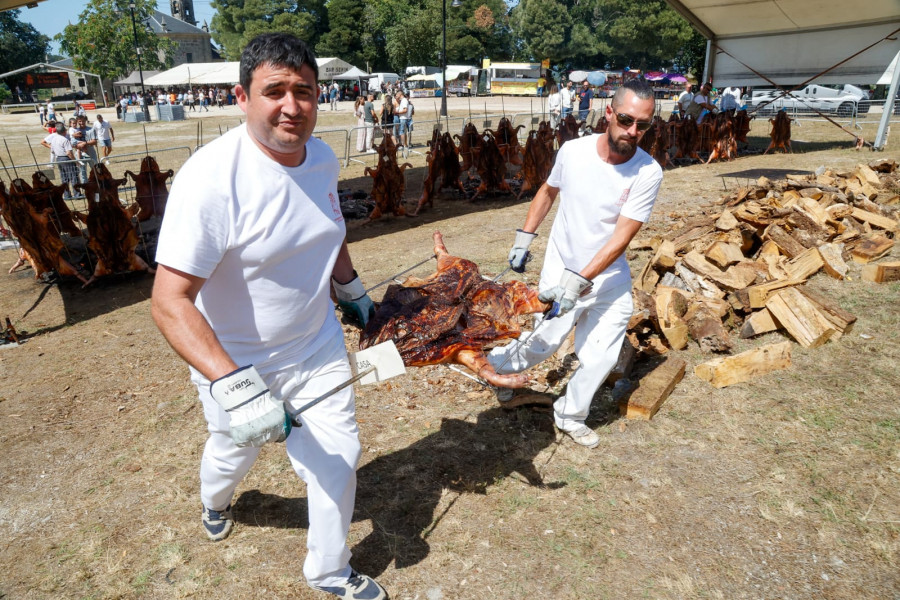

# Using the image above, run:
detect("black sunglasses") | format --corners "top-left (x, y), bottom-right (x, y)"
top-left (613, 112), bottom-right (653, 132)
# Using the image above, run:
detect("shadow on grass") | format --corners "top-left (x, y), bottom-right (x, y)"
top-left (231, 405), bottom-right (566, 575)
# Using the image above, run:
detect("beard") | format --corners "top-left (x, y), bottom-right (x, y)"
top-left (607, 132), bottom-right (638, 156)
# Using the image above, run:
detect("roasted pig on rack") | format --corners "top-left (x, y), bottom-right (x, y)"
top-left (125, 156), bottom-right (174, 221)
top-left (360, 231), bottom-right (549, 388)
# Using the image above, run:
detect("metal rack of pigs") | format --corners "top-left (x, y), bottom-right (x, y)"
top-left (364, 133), bottom-right (413, 220)
top-left (1, 158), bottom-right (170, 287)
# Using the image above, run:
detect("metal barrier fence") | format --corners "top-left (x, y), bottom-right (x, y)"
top-left (854, 99), bottom-right (900, 124)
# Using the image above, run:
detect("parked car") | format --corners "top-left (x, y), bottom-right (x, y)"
top-left (749, 84), bottom-right (869, 117)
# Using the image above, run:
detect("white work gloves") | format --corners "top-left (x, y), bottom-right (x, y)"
top-left (539, 269), bottom-right (593, 319)
top-left (333, 271), bottom-right (376, 327)
top-left (210, 365), bottom-right (291, 448)
top-left (508, 229), bottom-right (537, 273)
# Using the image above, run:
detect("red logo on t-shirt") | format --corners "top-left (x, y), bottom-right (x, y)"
top-left (329, 192), bottom-right (344, 222)
top-left (617, 188), bottom-right (631, 207)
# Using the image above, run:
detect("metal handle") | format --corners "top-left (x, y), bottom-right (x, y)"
top-left (286, 366), bottom-right (376, 426)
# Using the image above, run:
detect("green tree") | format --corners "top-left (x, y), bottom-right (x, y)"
top-left (0, 9), bottom-right (51, 74)
top-left (57, 0), bottom-right (175, 80)
top-left (316, 0), bottom-right (368, 68)
top-left (210, 0), bottom-right (328, 61)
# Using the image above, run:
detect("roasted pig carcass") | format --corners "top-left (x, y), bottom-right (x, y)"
top-left (0, 180), bottom-right (87, 283)
top-left (515, 124), bottom-right (556, 200)
top-left (30, 171), bottom-right (83, 237)
top-left (705, 112), bottom-right (737, 164)
top-left (647, 118), bottom-right (674, 168)
top-left (455, 122), bottom-right (482, 173)
top-left (125, 156), bottom-right (174, 221)
top-left (764, 110), bottom-right (792, 154)
top-left (672, 117), bottom-right (701, 162)
top-left (365, 134), bottom-right (413, 220)
top-left (73, 164), bottom-right (153, 287)
top-left (488, 117), bottom-right (524, 166)
top-left (556, 114), bottom-right (583, 147)
top-left (360, 231), bottom-right (549, 388)
top-left (470, 131), bottom-right (511, 200)
top-left (413, 129), bottom-right (466, 216)
top-left (733, 109), bottom-right (752, 145)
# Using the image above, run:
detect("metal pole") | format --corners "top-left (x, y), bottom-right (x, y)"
top-left (128, 2), bottom-right (146, 97)
top-left (874, 53), bottom-right (900, 151)
top-left (440, 0), bottom-right (448, 118)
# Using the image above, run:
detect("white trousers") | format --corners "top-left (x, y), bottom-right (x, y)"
top-left (487, 282), bottom-right (633, 431)
top-left (364, 123), bottom-right (375, 150)
top-left (197, 332), bottom-right (360, 587)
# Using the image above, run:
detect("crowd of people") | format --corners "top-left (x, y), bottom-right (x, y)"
top-left (114, 86), bottom-right (237, 118)
top-left (38, 110), bottom-right (114, 199)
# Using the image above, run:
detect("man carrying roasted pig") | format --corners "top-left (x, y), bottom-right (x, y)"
top-left (151, 33), bottom-right (386, 600)
top-left (489, 78), bottom-right (663, 449)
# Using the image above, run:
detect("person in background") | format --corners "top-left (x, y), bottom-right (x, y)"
top-left (548, 84), bottom-right (561, 129)
top-left (41, 123), bottom-right (78, 199)
top-left (561, 80), bottom-right (574, 119)
top-left (577, 80), bottom-right (594, 121)
top-left (676, 81), bottom-right (694, 116)
top-left (380, 93), bottom-right (394, 141)
top-left (151, 32), bottom-right (386, 600)
top-left (38, 103), bottom-right (46, 126)
top-left (92, 114), bottom-right (115, 158)
top-left (537, 72), bottom-right (546, 97)
top-left (46, 101), bottom-right (56, 123)
top-left (363, 92), bottom-right (377, 153)
top-left (353, 96), bottom-right (366, 152)
top-left (71, 115), bottom-right (98, 183)
top-left (720, 85), bottom-right (742, 114)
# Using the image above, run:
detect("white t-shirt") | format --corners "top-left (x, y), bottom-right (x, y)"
top-left (677, 90), bottom-right (693, 111)
top-left (397, 97), bottom-right (409, 120)
top-left (93, 120), bottom-right (112, 141)
top-left (548, 92), bottom-right (561, 114)
top-left (43, 132), bottom-right (72, 161)
top-left (155, 125), bottom-right (347, 378)
top-left (560, 87), bottom-right (573, 109)
top-left (542, 134), bottom-right (662, 291)
top-left (720, 87), bottom-right (741, 111)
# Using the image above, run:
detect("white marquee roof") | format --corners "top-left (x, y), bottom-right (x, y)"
top-left (665, 0), bottom-right (900, 86)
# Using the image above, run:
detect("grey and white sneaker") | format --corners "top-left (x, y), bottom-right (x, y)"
top-left (201, 504), bottom-right (234, 541)
top-left (310, 570), bottom-right (388, 599)
top-left (560, 425), bottom-right (600, 448)
top-left (494, 387), bottom-right (514, 403)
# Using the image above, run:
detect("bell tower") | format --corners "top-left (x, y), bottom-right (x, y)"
top-left (170, 0), bottom-right (197, 26)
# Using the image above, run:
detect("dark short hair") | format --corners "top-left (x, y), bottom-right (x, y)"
top-left (55, 123), bottom-right (66, 133)
top-left (239, 33), bottom-right (319, 91)
top-left (612, 78), bottom-right (654, 105)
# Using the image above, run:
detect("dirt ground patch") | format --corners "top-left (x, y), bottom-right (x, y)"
top-left (0, 99), bottom-right (898, 599)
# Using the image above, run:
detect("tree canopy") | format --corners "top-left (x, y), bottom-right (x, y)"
top-left (57, 0), bottom-right (175, 80)
top-left (210, 0), bottom-right (328, 60)
top-left (203, 0), bottom-right (705, 75)
top-left (0, 9), bottom-right (51, 74)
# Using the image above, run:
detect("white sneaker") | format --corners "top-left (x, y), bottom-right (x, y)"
top-left (309, 570), bottom-right (387, 599)
top-left (560, 425), bottom-right (600, 448)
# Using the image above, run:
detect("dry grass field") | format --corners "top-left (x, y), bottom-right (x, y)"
top-left (0, 97), bottom-right (898, 599)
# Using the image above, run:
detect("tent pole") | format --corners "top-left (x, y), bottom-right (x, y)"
top-left (874, 51), bottom-right (900, 151)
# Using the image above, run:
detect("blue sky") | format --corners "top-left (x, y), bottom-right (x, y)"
top-left (18, 0), bottom-right (219, 54)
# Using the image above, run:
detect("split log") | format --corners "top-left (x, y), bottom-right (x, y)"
top-left (747, 278), bottom-right (806, 308)
top-left (716, 210), bottom-right (739, 231)
top-left (850, 235), bottom-right (894, 264)
top-left (763, 224), bottom-right (807, 258)
top-left (694, 341), bottom-right (792, 388)
top-left (685, 302), bottom-right (733, 352)
top-left (861, 261), bottom-right (900, 283)
top-left (704, 241), bottom-right (744, 268)
top-left (765, 287), bottom-right (836, 348)
top-left (606, 337), bottom-right (637, 384)
top-left (784, 247), bottom-right (824, 280)
top-left (796, 287), bottom-right (856, 338)
top-left (651, 239), bottom-right (677, 269)
top-left (855, 164), bottom-right (882, 187)
top-left (817, 243), bottom-right (848, 279)
top-left (740, 307), bottom-right (781, 338)
top-left (850, 207), bottom-right (898, 232)
top-left (619, 357), bottom-right (686, 420)
top-left (655, 286), bottom-right (690, 350)
top-left (675, 262), bottom-right (726, 299)
top-left (682, 251), bottom-right (757, 290)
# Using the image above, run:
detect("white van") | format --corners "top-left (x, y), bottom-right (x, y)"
top-left (367, 72), bottom-right (401, 92)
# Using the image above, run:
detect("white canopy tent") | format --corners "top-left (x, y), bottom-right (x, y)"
top-left (332, 66), bottom-right (369, 80)
top-left (317, 57), bottom-right (354, 80)
top-left (664, 0), bottom-right (900, 149)
top-left (143, 63), bottom-right (238, 87)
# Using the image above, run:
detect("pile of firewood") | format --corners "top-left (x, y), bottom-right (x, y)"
top-left (617, 159), bottom-right (897, 413)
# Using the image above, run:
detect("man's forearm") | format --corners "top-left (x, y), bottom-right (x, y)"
top-left (522, 183), bottom-right (559, 233)
top-left (578, 216), bottom-right (644, 281)
top-left (332, 239), bottom-right (356, 284)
